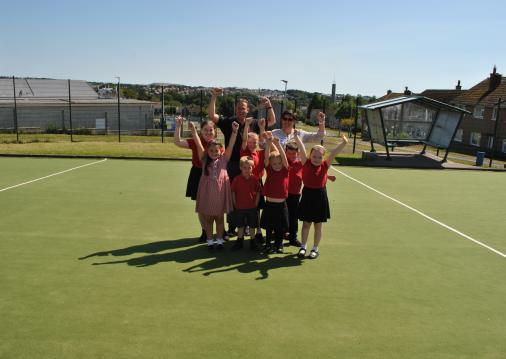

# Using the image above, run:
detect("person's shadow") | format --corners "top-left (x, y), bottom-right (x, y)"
top-left (79, 237), bottom-right (303, 279)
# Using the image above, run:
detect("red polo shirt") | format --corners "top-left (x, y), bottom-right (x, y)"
top-left (288, 159), bottom-right (303, 195)
top-left (231, 174), bottom-right (261, 209)
top-left (187, 137), bottom-right (209, 168)
top-left (262, 165), bottom-right (289, 199)
top-left (302, 161), bottom-right (329, 189)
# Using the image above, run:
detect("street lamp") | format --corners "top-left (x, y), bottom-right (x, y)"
top-left (281, 80), bottom-right (288, 118)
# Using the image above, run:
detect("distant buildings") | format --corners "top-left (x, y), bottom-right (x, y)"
top-left (0, 78), bottom-right (155, 133)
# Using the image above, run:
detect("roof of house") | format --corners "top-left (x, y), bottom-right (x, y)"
top-left (375, 92), bottom-right (405, 102)
top-left (419, 89), bottom-right (465, 103)
top-left (453, 76), bottom-right (506, 107)
top-left (0, 78), bottom-right (98, 99)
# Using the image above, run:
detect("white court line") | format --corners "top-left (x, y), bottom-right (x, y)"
top-left (331, 166), bottom-right (506, 259)
top-left (0, 158), bottom-right (107, 193)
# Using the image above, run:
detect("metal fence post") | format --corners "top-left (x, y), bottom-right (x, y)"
top-left (12, 76), bottom-right (19, 142)
top-left (68, 79), bottom-right (73, 142)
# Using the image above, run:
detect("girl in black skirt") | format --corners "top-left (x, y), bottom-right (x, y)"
top-left (174, 116), bottom-right (216, 241)
top-left (260, 133), bottom-right (290, 253)
top-left (293, 129), bottom-right (348, 259)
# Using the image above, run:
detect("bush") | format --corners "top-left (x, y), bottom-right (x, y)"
top-left (46, 123), bottom-right (60, 134)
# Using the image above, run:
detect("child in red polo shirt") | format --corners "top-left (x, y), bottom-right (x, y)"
top-left (174, 116), bottom-right (216, 242)
top-left (261, 133), bottom-right (289, 253)
top-left (241, 117), bottom-right (266, 244)
top-left (230, 156), bottom-right (262, 251)
top-left (285, 141), bottom-right (303, 247)
top-left (294, 130), bottom-right (348, 259)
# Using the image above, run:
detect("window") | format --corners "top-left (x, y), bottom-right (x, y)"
top-left (473, 105), bottom-right (484, 119)
top-left (487, 136), bottom-right (494, 149)
top-left (470, 132), bottom-right (481, 146)
top-left (454, 129), bottom-right (463, 142)
top-left (492, 106), bottom-right (498, 121)
top-left (502, 139), bottom-right (506, 153)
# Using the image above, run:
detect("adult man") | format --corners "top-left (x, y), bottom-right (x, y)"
top-left (208, 87), bottom-right (276, 238)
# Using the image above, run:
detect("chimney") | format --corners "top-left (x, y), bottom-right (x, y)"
top-left (456, 80), bottom-right (462, 90)
top-left (387, 89), bottom-right (392, 95)
top-left (404, 86), bottom-right (412, 95)
top-left (489, 65), bottom-right (502, 91)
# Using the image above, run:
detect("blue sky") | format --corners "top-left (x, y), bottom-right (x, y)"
top-left (2, 0), bottom-right (505, 96)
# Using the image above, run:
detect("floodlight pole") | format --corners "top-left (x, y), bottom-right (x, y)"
top-left (12, 76), bottom-right (19, 143)
top-left (489, 98), bottom-right (502, 167)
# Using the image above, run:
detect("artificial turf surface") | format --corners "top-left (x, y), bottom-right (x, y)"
top-left (1, 157), bottom-right (506, 358)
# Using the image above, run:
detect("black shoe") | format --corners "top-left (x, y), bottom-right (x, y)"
top-left (207, 244), bottom-right (214, 251)
top-left (231, 238), bottom-right (244, 251)
top-left (289, 239), bottom-right (302, 247)
top-left (254, 232), bottom-right (265, 245)
top-left (274, 245), bottom-right (284, 254)
top-left (216, 243), bottom-right (224, 250)
top-left (297, 248), bottom-right (306, 258)
top-left (262, 243), bottom-right (272, 255)
top-left (250, 238), bottom-right (259, 251)
top-left (198, 230), bottom-right (207, 242)
top-left (224, 229), bottom-right (237, 241)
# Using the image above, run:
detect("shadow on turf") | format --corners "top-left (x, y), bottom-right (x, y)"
top-left (79, 237), bottom-right (303, 280)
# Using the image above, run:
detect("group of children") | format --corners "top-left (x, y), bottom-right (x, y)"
top-left (175, 115), bottom-right (348, 259)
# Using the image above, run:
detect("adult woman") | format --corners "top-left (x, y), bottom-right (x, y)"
top-left (271, 110), bottom-right (326, 148)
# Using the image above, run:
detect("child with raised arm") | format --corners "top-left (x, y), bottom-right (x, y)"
top-left (284, 140), bottom-right (304, 247)
top-left (191, 121), bottom-right (239, 250)
top-left (174, 116), bottom-right (216, 242)
top-left (295, 130), bottom-right (349, 259)
top-left (241, 117), bottom-right (266, 244)
top-left (230, 156), bottom-right (261, 251)
top-left (261, 133), bottom-right (290, 254)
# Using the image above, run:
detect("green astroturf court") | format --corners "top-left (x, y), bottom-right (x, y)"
top-left (1, 157), bottom-right (506, 359)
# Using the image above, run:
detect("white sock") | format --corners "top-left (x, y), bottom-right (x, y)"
top-left (216, 238), bottom-right (223, 245)
top-left (300, 244), bottom-right (307, 250)
top-left (207, 239), bottom-right (214, 246)
top-left (312, 245), bottom-right (318, 252)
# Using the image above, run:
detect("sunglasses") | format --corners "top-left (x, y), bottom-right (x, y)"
top-left (282, 117), bottom-right (295, 121)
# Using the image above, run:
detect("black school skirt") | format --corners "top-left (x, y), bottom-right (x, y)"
top-left (260, 201), bottom-right (289, 232)
top-left (298, 187), bottom-right (330, 223)
top-left (185, 166), bottom-right (202, 201)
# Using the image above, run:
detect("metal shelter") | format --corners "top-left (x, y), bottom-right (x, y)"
top-left (360, 96), bottom-right (471, 162)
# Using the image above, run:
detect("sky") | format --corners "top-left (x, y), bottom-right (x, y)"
top-left (1, 0), bottom-right (505, 96)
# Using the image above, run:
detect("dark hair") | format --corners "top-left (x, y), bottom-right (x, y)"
top-left (282, 110), bottom-right (296, 129)
top-left (200, 120), bottom-right (215, 130)
top-left (203, 140), bottom-right (223, 176)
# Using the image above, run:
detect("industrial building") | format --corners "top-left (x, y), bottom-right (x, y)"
top-left (0, 78), bottom-right (155, 134)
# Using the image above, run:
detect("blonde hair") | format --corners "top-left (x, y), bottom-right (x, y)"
top-left (269, 151), bottom-right (281, 163)
top-left (310, 145), bottom-right (326, 156)
top-left (240, 156), bottom-right (254, 167)
top-left (247, 132), bottom-right (259, 141)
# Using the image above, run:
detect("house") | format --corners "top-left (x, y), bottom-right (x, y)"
top-left (449, 67), bottom-right (506, 157)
